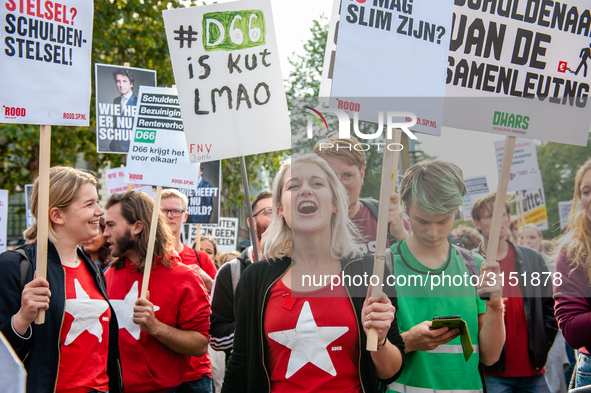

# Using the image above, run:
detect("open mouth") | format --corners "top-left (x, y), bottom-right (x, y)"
top-left (298, 201), bottom-right (318, 215)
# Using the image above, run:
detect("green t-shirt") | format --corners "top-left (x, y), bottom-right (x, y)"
top-left (387, 240), bottom-right (486, 393)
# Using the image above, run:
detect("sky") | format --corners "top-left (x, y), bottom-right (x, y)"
top-left (202, 0), bottom-right (513, 192)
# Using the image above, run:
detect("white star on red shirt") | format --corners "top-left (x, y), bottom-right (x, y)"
top-left (267, 301), bottom-right (349, 378)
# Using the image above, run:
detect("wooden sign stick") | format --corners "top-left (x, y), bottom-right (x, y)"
top-left (35, 125), bottom-right (51, 324)
top-left (517, 190), bottom-right (526, 228)
top-left (367, 128), bottom-right (402, 351)
top-left (194, 225), bottom-right (201, 250)
top-left (124, 62), bottom-right (133, 191)
top-left (140, 185), bottom-right (163, 299)
top-left (482, 136), bottom-right (516, 286)
top-left (240, 156), bottom-right (259, 263)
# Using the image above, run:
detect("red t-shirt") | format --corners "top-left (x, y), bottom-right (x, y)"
top-left (179, 244), bottom-right (218, 280)
top-left (484, 244), bottom-right (544, 377)
top-left (105, 252), bottom-right (211, 393)
top-left (264, 279), bottom-right (361, 393)
top-left (56, 263), bottom-right (111, 393)
top-left (178, 244), bottom-right (212, 382)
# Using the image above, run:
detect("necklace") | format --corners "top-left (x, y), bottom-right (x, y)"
top-left (61, 255), bottom-right (80, 265)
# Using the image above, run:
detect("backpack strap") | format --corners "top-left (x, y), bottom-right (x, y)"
top-left (229, 259), bottom-right (240, 295)
top-left (359, 198), bottom-right (398, 244)
top-left (193, 249), bottom-right (203, 269)
top-left (13, 249), bottom-right (31, 293)
top-left (452, 244), bottom-right (480, 278)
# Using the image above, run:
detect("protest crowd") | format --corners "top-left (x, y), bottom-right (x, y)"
top-left (2, 1), bottom-right (591, 393)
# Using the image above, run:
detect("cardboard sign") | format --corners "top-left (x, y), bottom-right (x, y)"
top-left (125, 86), bottom-right (201, 189)
top-left (104, 167), bottom-right (154, 197)
top-left (183, 218), bottom-right (239, 253)
top-left (328, 0), bottom-right (455, 136)
top-left (444, 0), bottom-right (591, 146)
top-left (179, 160), bottom-right (221, 224)
top-left (461, 176), bottom-right (490, 221)
top-left (163, 0), bottom-right (291, 163)
top-left (24, 184), bottom-right (34, 227)
top-left (558, 200), bottom-right (573, 230)
top-left (0, 190), bottom-right (7, 252)
top-left (95, 64), bottom-right (157, 154)
top-left (516, 187), bottom-right (549, 230)
top-left (494, 138), bottom-right (543, 192)
top-left (0, 0), bottom-right (93, 126)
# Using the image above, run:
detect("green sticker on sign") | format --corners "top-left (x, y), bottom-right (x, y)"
top-left (202, 10), bottom-right (266, 52)
top-left (135, 129), bottom-right (157, 143)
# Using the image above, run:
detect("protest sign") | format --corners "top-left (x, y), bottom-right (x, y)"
top-left (318, 0), bottom-right (340, 99)
top-left (24, 184), bottom-right (34, 227)
top-left (95, 64), bottom-right (157, 154)
top-left (494, 138), bottom-right (543, 192)
top-left (125, 86), bottom-right (201, 189)
top-left (443, 0), bottom-right (591, 146)
top-left (104, 167), bottom-right (154, 197)
top-left (0, 0), bottom-right (93, 126)
top-left (163, 0), bottom-right (291, 163)
top-left (559, 200), bottom-right (573, 230)
top-left (179, 160), bottom-right (221, 224)
top-left (0, 190), bottom-right (7, 252)
top-left (202, 218), bottom-right (239, 252)
top-left (327, 0), bottom-right (455, 136)
top-left (516, 187), bottom-right (549, 230)
top-left (0, 332), bottom-right (26, 393)
top-left (183, 218), bottom-right (239, 253)
top-left (461, 176), bottom-right (490, 220)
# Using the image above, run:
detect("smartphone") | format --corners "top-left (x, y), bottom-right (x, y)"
top-left (429, 315), bottom-right (462, 330)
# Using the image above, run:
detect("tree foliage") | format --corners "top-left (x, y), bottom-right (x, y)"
top-left (0, 0), bottom-right (195, 192)
top-left (537, 136), bottom-right (591, 239)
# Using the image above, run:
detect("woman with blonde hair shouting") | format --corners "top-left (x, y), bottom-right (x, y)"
top-left (222, 154), bottom-right (404, 393)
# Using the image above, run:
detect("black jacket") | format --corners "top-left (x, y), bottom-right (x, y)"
top-left (474, 240), bottom-right (558, 372)
top-left (0, 242), bottom-right (123, 393)
top-left (209, 246), bottom-right (252, 354)
top-left (221, 254), bottom-right (405, 393)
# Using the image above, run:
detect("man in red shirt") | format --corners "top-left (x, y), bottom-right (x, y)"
top-left (472, 192), bottom-right (557, 393)
top-left (160, 188), bottom-right (216, 393)
top-left (103, 190), bottom-right (210, 393)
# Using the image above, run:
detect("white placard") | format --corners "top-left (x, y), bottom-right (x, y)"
top-left (24, 184), bottom-right (34, 228)
top-left (0, 190), bottom-right (7, 252)
top-left (462, 176), bottom-right (490, 221)
top-left (104, 167), bottom-right (154, 197)
top-left (443, 0), bottom-right (591, 146)
top-left (95, 64), bottom-right (157, 154)
top-left (201, 218), bottom-right (239, 253)
top-left (318, 0), bottom-right (341, 99)
top-left (125, 86), bottom-right (201, 189)
top-left (0, 0), bottom-right (93, 126)
top-left (558, 200), bottom-right (573, 230)
top-left (183, 218), bottom-right (239, 253)
top-left (329, 0), bottom-right (455, 136)
top-left (494, 138), bottom-right (543, 192)
top-left (163, 0), bottom-right (291, 163)
top-left (0, 333), bottom-right (26, 393)
top-left (516, 187), bottom-right (549, 230)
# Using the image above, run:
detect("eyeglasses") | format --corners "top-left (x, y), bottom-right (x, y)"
top-left (161, 208), bottom-right (185, 218)
top-left (339, 171), bottom-right (359, 186)
top-left (253, 207), bottom-right (273, 218)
